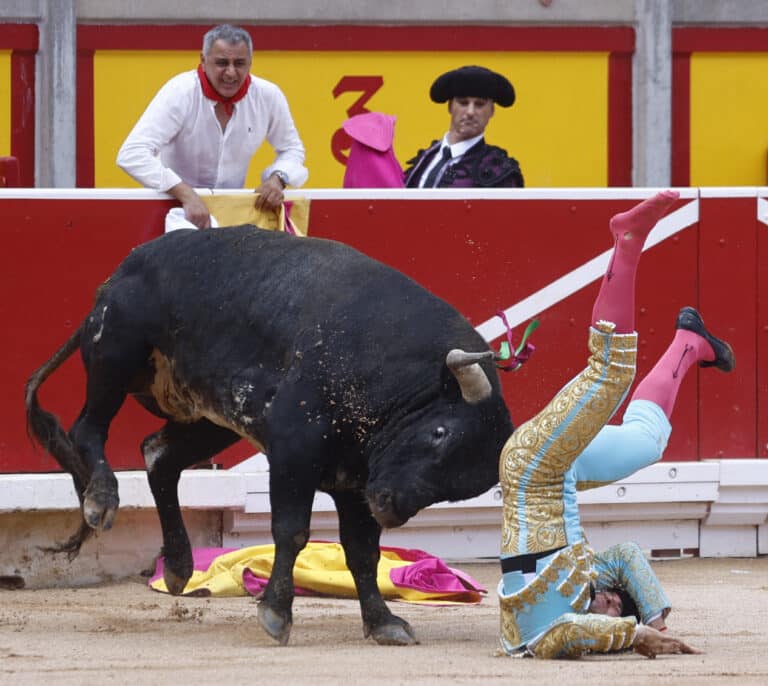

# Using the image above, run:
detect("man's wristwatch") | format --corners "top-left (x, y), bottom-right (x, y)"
top-left (272, 170), bottom-right (288, 188)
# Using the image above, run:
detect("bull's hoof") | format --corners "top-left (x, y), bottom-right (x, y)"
top-left (366, 619), bottom-right (418, 646)
top-left (163, 568), bottom-right (190, 596)
top-left (83, 501), bottom-right (118, 530)
top-left (257, 602), bottom-right (292, 645)
top-left (83, 483), bottom-right (119, 530)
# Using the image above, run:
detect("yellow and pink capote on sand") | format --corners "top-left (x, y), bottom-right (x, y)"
top-left (150, 541), bottom-right (485, 605)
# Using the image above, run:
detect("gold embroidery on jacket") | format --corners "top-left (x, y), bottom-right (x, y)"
top-left (530, 614), bottom-right (636, 659)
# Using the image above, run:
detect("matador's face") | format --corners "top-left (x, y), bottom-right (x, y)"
top-left (448, 96), bottom-right (495, 143)
top-left (589, 590), bottom-right (624, 617)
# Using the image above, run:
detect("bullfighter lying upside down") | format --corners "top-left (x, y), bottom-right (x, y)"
top-left (497, 190), bottom-right (734, 659)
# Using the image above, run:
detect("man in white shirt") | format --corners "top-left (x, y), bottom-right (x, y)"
top-left (403, 65), bottom-right (524, 189)
top-left (117, 24), bottom-right (308, 229)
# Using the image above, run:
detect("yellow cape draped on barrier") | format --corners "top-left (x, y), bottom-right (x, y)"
top-left (201, 195), bottom-right (310, 236)
top-left (149, 541), bottom-right (484, 605)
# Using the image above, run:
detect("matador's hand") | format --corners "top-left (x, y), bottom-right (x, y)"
top-left (633, 625), bottom-right (701, 659)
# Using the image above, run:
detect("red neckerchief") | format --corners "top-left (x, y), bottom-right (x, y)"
top-left (197, 64), bottom-right (251, 116)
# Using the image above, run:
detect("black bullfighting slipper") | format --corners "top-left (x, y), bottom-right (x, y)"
top-left (676, 306), bottom-right (735, 372)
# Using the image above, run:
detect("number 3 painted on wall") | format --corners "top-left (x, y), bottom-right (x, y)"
top-left (331, 76), bottom-right (384, 165)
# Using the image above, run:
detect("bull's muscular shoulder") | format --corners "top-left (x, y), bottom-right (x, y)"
top-left (118, 225), bottom-right (337, 298)
top-left (108, 224), bottom-right (468, 348)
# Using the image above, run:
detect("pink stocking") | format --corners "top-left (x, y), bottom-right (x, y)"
top-left (591, 191), bottom-right (679, 333)
top-left (630, 330), bottom-right (715, 418)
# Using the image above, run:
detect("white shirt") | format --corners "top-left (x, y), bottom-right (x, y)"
top-left (417, 133), bottom-right (484, 188)
top-left (117, 70), bottom-right (308, 192)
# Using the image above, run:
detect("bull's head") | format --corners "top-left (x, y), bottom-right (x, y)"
top-left (366, 347), bottom-right (511, 529)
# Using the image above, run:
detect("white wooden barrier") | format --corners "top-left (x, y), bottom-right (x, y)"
top-left (1, 458), bottom-right (766, 588)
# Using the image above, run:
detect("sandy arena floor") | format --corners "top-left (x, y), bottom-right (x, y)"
top-left (1, 556), bottom-right (767, 685)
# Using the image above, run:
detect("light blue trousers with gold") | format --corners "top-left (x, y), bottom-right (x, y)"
top-left (499, 323), bottom-right (638, 559)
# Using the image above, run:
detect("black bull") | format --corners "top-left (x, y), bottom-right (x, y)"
top-left (25, 225), bottom-right (513, 645)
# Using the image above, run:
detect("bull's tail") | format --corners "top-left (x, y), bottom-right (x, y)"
top-left (25, 325), bottom-right (97, 558)
top-left (25, 325), bottom-right (90, 487)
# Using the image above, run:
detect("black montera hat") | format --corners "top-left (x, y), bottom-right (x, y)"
top-left (430, 65), bottom-right (516, 107)
top-left (615, 588), bottom-right (641, 622)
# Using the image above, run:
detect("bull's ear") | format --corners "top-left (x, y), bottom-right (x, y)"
top-left (446, 349), bottom-right (493, 404)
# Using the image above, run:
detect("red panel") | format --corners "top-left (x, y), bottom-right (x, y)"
top-left (759, 198), bottom-right (768, 458)
top-left (698, 196), bottom-right (759, 458)
top-left (77, 25), bottom-right (634, 52)
top-left (0, 24), bottom-right (38, 49)
top-left (608, 51), bottom-right (633, 187)
top-left (671, 51), bottom-right (691, 187)
top-left (0, 198), bottom-right (280, 472)
top-left (0, 156), bottom-right (19, 186)
top-left (0, 200), bottom-right (166, 472)
top-left (636, 226), bottom-right (700, 460)
top-left (4, 194), bottom-right (758, 473)
top-left (675, 28), bottom-right (768, 52)
top-left (76, 49), bottom-right (95, 188)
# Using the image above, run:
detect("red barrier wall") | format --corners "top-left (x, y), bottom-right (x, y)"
top-left (1, 190), bottom-right (764, 473)
top-left (0, 24), bottom-right (37, 187)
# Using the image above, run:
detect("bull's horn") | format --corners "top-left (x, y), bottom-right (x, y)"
top-left (446, 349), bottom-right (493, 404)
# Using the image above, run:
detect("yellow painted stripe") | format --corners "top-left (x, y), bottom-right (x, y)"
top-left (0, 51), bottom-right (12, 157)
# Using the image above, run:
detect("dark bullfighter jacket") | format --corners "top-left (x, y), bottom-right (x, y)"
top-left (403, 138), bottom-right (524, 189)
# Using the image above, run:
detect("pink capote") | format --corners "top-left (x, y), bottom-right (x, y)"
top-left (342, 112), bottom-right (405, 189)
top-left (149, 542), bottom-right (486, 605)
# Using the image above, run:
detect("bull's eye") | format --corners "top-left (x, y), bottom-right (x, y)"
top-left (433, 426), bottom-right (447, 442)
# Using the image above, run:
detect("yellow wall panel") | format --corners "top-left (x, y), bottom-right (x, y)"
top-left (690, 53), bottom-right (768, 186)
top-left (0, 51), bottom-right (12, 157)
top-left (94, 51), bottom-right (197, 188)
top-left (95, 50), bottom-right (608, 189)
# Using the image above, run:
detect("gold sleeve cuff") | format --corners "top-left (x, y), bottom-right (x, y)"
top-left (530, 614), bottom-right (637, 659)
